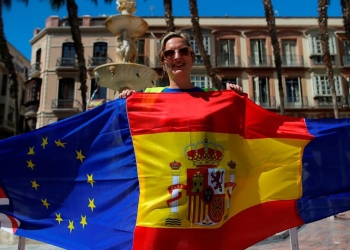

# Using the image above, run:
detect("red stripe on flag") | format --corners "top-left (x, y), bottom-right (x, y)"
top-left (133, 200), bottom-right (303, 250)
top-left (127, 92), bottom-right (312, 140)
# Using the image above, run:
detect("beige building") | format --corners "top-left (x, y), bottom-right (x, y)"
top-left (0, 42), bottom-right (30, 138)
top-left (27, 15), bottom-right (350, 129)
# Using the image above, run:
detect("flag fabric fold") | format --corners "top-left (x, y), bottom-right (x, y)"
top-left (0, 91), bottom-right (350, 249)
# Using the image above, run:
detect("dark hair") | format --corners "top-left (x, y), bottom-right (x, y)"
top-left (158, 32), bottom-right (195, 63)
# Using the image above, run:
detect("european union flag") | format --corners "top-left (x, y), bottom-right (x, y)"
top-left (0, 99), bottom-right (138, 249)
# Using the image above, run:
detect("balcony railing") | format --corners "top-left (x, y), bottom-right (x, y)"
top-left (310, 55), bottom-right (335, 66)
top-left (252, 96), bottom-right (277, 108)
top-left (248, 55), bottom-right (273, 67)
top-left (56, 57), bottom-right (78, 68)
top-left (284, 96), bottom-right (313, 108)
top-left (51, 99), bottom-right (82, 111)
top-left (313, 96), bottom-right (345, 107)
top-left (87, 57), bottom-right (113, 68)
top-left (24, 105), bottom-right (38, 117)
top-left (282, 55), bottom-right (305, 67)
top-left (216, 55), bottom-right (242, 67)
top-left (29, 62), bottom-right (42, 76)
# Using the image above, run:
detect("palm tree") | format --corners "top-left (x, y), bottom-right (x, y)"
top-left (0, 0), bottom-right (28, 135)
top-left (188, 0), bottom-right (220, 89)
top-left (318, 0), bottom-right (339, 118)
top-left (47, 0), bottom-right (113, 112)
top-left (341, 0), bottom-right (350, 43)
top-left (262, 0), bottom-right (284, 115)
top-left (164, 0), bottom-right (175, 32)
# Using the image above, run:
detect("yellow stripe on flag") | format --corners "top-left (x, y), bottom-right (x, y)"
top-left (133, 132), bottom-right (309, 228)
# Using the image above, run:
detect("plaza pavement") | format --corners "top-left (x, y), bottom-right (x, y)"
top-left (0, 211), bottom-right (349, 249)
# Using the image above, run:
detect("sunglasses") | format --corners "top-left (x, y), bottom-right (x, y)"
top-left (163, 47), bottom-right (192, 60)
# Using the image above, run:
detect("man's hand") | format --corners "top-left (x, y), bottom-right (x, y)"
top-left (226, 83), bottom-right (243, 95)
top-left (119, 89), bottom-right (136, 99)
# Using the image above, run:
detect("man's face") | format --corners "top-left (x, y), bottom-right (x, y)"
top-left (162, 37), bottom-right (194, 80)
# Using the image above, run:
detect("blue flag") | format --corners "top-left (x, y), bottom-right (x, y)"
top-left (0, 99), bottom-right (138, 249)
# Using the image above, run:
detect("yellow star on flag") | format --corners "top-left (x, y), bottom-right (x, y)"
top-left (41, 137), bottom-right (48, 149)
top-left (56, 213), bottom-right (63, 225)
top-left (87, 174), bottom-right (95, 187)
top-left (28, 146), bottom-right (35, 155)
top-left (41, 199), bottom-right (50, 209)
top-left (76, 150), bottom-right (85, 163)
top-left (68, 220), bottom-right (75, 233)
top-left (27, 160), bottom-right (35, 170)
top-left (80, 215), bottom-right (87, 229)
top-left (31, 180), bottom-right (39, 190)
top-left (55, 139), bottom-right (66, 148)
top-left (88, 198), bottom-right (96, 212)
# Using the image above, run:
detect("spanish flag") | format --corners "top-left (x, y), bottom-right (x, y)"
top-left (0, 91), bottom-right (349, 250)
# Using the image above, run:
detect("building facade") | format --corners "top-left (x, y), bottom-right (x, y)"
top-left (0, 42), bottom-right (30, 138)
top-left (28, 15), bottom-right (350, 129)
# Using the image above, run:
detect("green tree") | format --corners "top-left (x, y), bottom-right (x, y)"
top-left (318, 0), bottom-right (339, 118)
top-left (262, 0), bottom-right (284, 114)
top-left (46, 0), bottom-right (113, 112)
top-left (0, 0), bottom-right (28, 135)
top-left (188, 0), bottom-right (220, 89)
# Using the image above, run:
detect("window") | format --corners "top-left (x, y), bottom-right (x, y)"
top-left (136, 40), bottom-right (145, 65)
top-left (313, 75), bottom-right (342, 96)
top-left (0, 104), bottom-right (4, 120)
top-left (189, 35), bottom-right (210, 65)
top-left (93, 42), bottom-right (108, 65)
top-left (218, 40), bottom-right (235, 66)
top-left (25, 83), bottom-right (37, 103)
top-left (282, 40), bottom-right (298, 65)
top-left (7, 107), bottom-right (14, 123)
top-left (343, 40), bottom-right (350, 65)
top-left (58, 78), bottom-right (75, 108)
top-left (36, 49), bottom-right (41, 63)
top-left (343, 40), bottom-right (350, 56)
top-left (285, 78), bottom-right (302, 104)
top-left (221, 78), bottom-right (239, 90)
top-left (1, 75), bottom-right (8, 96)
top-left (309, 35), bottom-right (337, 55)
top-left (90, 78), bottom-right (107, 99)
top-left (253, 77), bottom-right (270, 106)
top-left (250, 39), bottom-right (267, 65)
top-left (191, 76), bottom-right (211, 89)
top-left (61, 43), bottom-right (76, 66)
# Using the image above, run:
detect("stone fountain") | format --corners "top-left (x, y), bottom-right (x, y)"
top-left (93, 0), bottom-right (158, 93)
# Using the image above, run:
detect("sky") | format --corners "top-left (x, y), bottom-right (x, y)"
top-left (3, 0), bottom-right (343, 60)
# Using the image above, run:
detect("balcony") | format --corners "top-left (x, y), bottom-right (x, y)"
top-left (87, 57), bottom-right (113, 70)
top-left (56, 57), bottom-right (78, 71)
top-left (310, 55), bottom-right (335, 67)
top-left (28, 62), bottom-right (41, 78)
top-left (284, 96), bottom-right (312, 108)
top-left (23, 105), bottom-right (38, 117)
top-left (193, 55), bottom-right (215, 66)
top-left (282, 55), bottom-right (305, 67)
top-left (216, 55), bottom-right (242, 67)
top-left (51, 99), bottom-right (81, 114)
top-left (252, 96), bottom-right (277, 108)
top-left (248, 55), bottom-right (273, 67)
top-left (313, 96), bottom-right (345, 108)
top-left (342, 55), bottom-right (350, 67)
